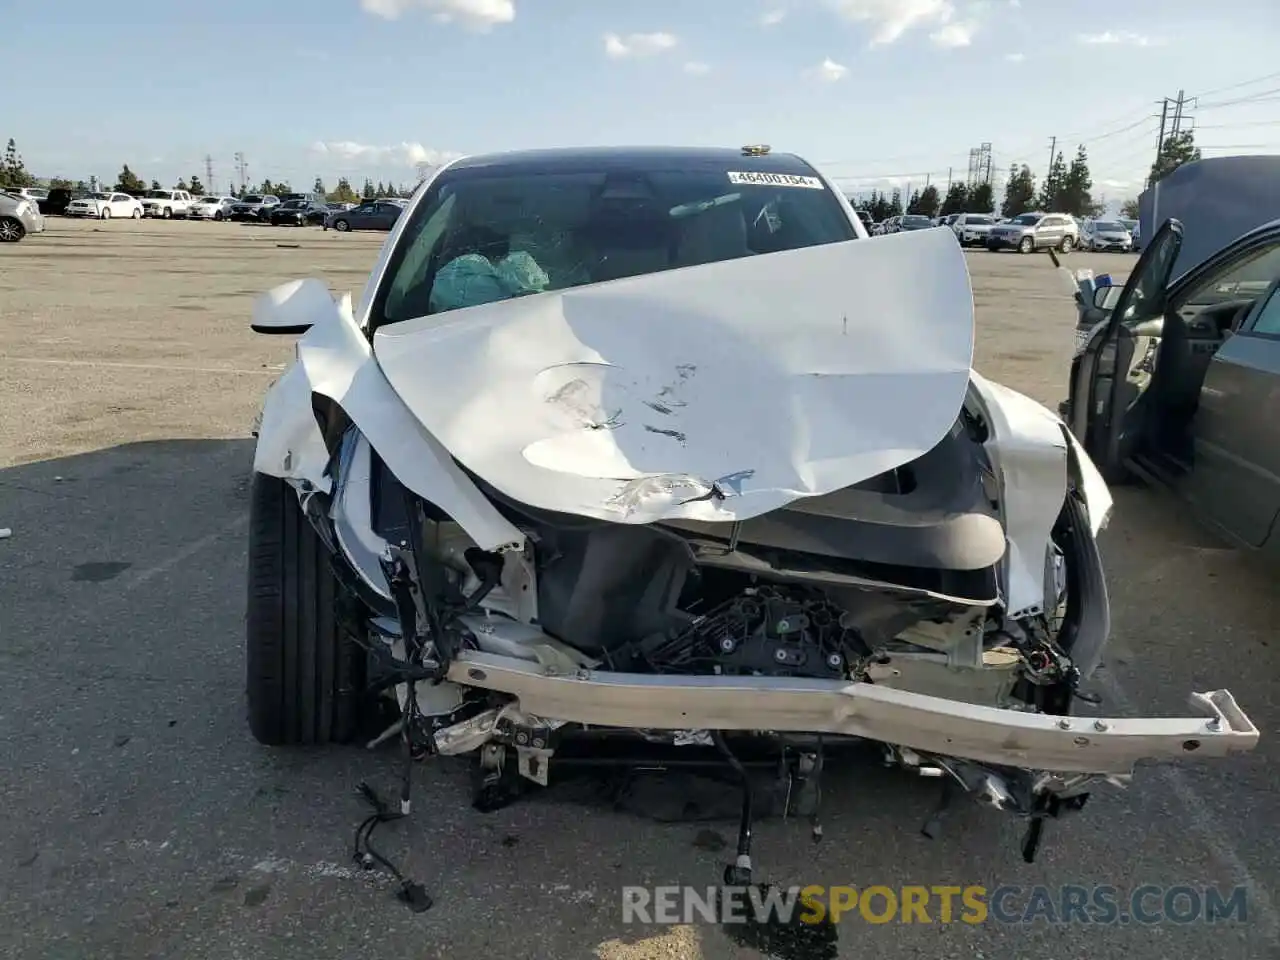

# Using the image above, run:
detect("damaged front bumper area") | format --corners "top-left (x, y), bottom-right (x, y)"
top-left (437, 651), bottom-right (1257, 778)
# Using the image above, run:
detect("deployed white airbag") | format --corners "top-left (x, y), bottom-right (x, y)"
top-left (372, 227), bottom-right (975, 524)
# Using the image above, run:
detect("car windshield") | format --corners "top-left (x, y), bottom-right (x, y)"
top-left (282, 200), bottom-right (307, 209)
top-left (241, 195), bottom-right (264, 203)
top-left (26, 188), bottom-right (49, 198)
top-left (1011, 213), bottom-right (1041, 225)
top-left (377, 159), bottom-right (858, 324)
top-left (966, 215), bottom-right (993, 225)
top-left (89, 193), bottom-right (111, 200)
top-left (1094, 221), bottom-right (1125, 232)
top-left (1119, 219), bottom-right (1138, 230)
top-left (145, 190), bottom-right (172, 198)
top-left (1183, 243), bottom-right (1280, 306)
top-left (902, 215), bottom-right (931, 225)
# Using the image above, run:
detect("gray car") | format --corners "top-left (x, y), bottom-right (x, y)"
top-left (1065, 216), bottom-right (1280, 557)
top-left (0, 191), bottom-right (47, 241)
top-left (986, 211), bottom-right (1079, 253)
top-left (1082, 218), bottom-right (1133, 252)
top-left (325, 198), bottom-right (404, 232)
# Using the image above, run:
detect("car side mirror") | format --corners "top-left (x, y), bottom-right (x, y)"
top-left (1093, 285), bottom-right (1123, 310)
top-left (251, 278), bottom-right (331, 334)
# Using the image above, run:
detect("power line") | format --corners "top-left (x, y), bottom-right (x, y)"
top-left (1189, 70), bottom-right (1280, 101)
top-left (1196, 86), bottom-right (1280, 110)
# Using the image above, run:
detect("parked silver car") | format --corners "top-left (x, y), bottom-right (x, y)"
top-left (986, 211), bottom-right (1079, 253)
top-left (0, 191), bottom-right (47, 242)
top-left (1081, 218), bottom-right (1133, 252)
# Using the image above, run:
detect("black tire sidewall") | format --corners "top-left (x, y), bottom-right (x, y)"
top-left (245, 472), bottom-right (365, 745)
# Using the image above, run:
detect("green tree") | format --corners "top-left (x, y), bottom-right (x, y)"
top-left (259, 178), bottom-right (276, 195)
top-left (150, 179), bottom-right (162, 190)
top-left (176, 178), bottom-right (190, 191)
top-left (362, 178), bottom-right (375, 199)
top-left (327, 177), bottom-right (359, 203)
top-left (117, 166), bottom-right (147, 192)
top-left (74, 180), bottom-right (88, 192)
top-left (939, 182), bottom-right (968, 216)
top-left (915, 184), bottom-right (941, 218)
top-left (905, 188), bottom-right (922, 214)
top-left (1, 138), bottom-right (34, 189)
top-left (1148, 129), bottom-right (1201, 186)
top-left (273, 182), bottom-right (292, 194)
top-left (1000, 164), bottom-right (1036, 218)
top-left (188, 175), bottom-right (204, 194)
top-left (1120, 197), bottom-right (1140, 219)
top-left (888, 187), bottom-right (903, 217)
top-left (48, 177), bottom-right (73, 190)
top-left (966, 181), bottom-right (994, 214)
top-left (373, 180), bottom-right (386, 198)
top-left (313, 176), bottom-right (326, 195)
top-left (1036, 150), bottom-right (1068, 211)
top-left (1057, 144), bottom-right (1097, 217)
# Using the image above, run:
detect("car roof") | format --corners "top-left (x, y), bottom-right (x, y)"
top-left (445, 145), bottom-right (821, 177)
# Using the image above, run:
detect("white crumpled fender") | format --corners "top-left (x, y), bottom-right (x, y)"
top-left (372, 227), bottom-right (976, 525)
top-left (251, 283), bottom-right (526, 553)
top-left (966, 370), bottom-right (1113, 617)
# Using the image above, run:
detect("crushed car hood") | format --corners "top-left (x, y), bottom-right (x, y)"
top-left (371, 227), bottom-right (975, 524)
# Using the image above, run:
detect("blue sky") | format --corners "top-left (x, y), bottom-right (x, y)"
top-left (8, 0), bottom-right (1280, 202)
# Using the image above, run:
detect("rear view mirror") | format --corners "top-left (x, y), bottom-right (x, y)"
top-left (1093, 285), bottom-right (1123, 310)
top-left (251, 278), bottom-right (333, 334)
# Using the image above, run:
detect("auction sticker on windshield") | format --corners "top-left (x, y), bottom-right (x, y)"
top-left (727, 171), bottom-right (825, 189)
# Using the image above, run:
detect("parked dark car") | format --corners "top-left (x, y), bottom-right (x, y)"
top-left (306, 201), bottom-right (344, 226)
top-left (1065, 216), bottom-right (1280, 558)
top-left (229, 194), bottom-right (281, 221)
top-left (37, 188), bottom-right (82, 216)
top-left (898, 214), bottom-right (934, 231)
top-left (326, 198), bottom-right (404, 232)
top-left (268, 199), bottom-right (325, 226)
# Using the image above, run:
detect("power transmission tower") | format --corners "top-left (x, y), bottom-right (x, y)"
top-left (234, 152), bottom-right (248, 191)
top-left (1046, 136), bottom-right (1057, 178)
top-left (1170, 88), bottom-right (1186, 138)
top-left (205, 155), bottom-right (214, 194)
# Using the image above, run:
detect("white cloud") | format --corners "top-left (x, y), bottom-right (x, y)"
top-left (311, 141), bottom-right (464, 170)
top-left (1004, 51), bottom-right (1025, 61)
top-left (1077, 30), bottom-right (1160, 47)
top-left (807, 57), bottom-right (849, 82)
top-left (760, 8), bottom-right (787, 25)
top-left (825, 0), bottom-right (954, 45)
top-left (603, 31), bottom-right (679, 58)
top-left (683, 61), bottom-right (712, 75)
top-left (930, 20), bottom-right (976, 47)
top-left (358, 0), bottom-right (514, 30)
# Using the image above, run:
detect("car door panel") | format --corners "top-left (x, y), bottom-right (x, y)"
top-left (1186, 286), bottom-right (1280, 547)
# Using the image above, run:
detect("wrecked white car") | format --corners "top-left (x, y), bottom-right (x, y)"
top-left (245, 146), bottom-right (1257, 888)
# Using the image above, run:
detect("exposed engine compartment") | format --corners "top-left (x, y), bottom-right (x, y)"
top-left (354, 412), bottom-right (1016, 689)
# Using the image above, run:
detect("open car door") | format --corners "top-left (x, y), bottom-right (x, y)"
top-left (1072, 218), bottom-right (1184, 483)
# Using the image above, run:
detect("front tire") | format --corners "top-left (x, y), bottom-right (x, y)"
top-left (132, 208), bottom-right (141, 219)
top-left (0, 217), bottom-right (25, 242)
top-left (100, 208), bottom-right (112, 220)
top-left (334, 218), bottom-right (350, 232)
top-left (1018, 235), bottom-right (1034, 254)
top-left (246, 472), bottom-right (365, 746)
top-left (1060, 235), bottom-right (1074, 253)
top-left (162, 206), bottom-right (172, 219)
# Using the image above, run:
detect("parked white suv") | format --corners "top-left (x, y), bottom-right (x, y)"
top-left (141, 189), bottom-right (193, 219)
top-left (951, 213), bottom-right (996, 247)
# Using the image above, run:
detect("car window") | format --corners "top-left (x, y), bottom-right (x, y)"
top-left (1248, 285), bottom-right (1280, 336)
top-left (377, 162), bottom-right (858, 324)
top-left (1181, 241), bottom-right (1280, 307)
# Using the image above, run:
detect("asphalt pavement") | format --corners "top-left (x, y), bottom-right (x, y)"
top-left (1, 219), bottom-right (1276, 960)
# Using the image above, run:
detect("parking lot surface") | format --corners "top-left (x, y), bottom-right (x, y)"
top-left (1, 219), bottom-right (1277, 960)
